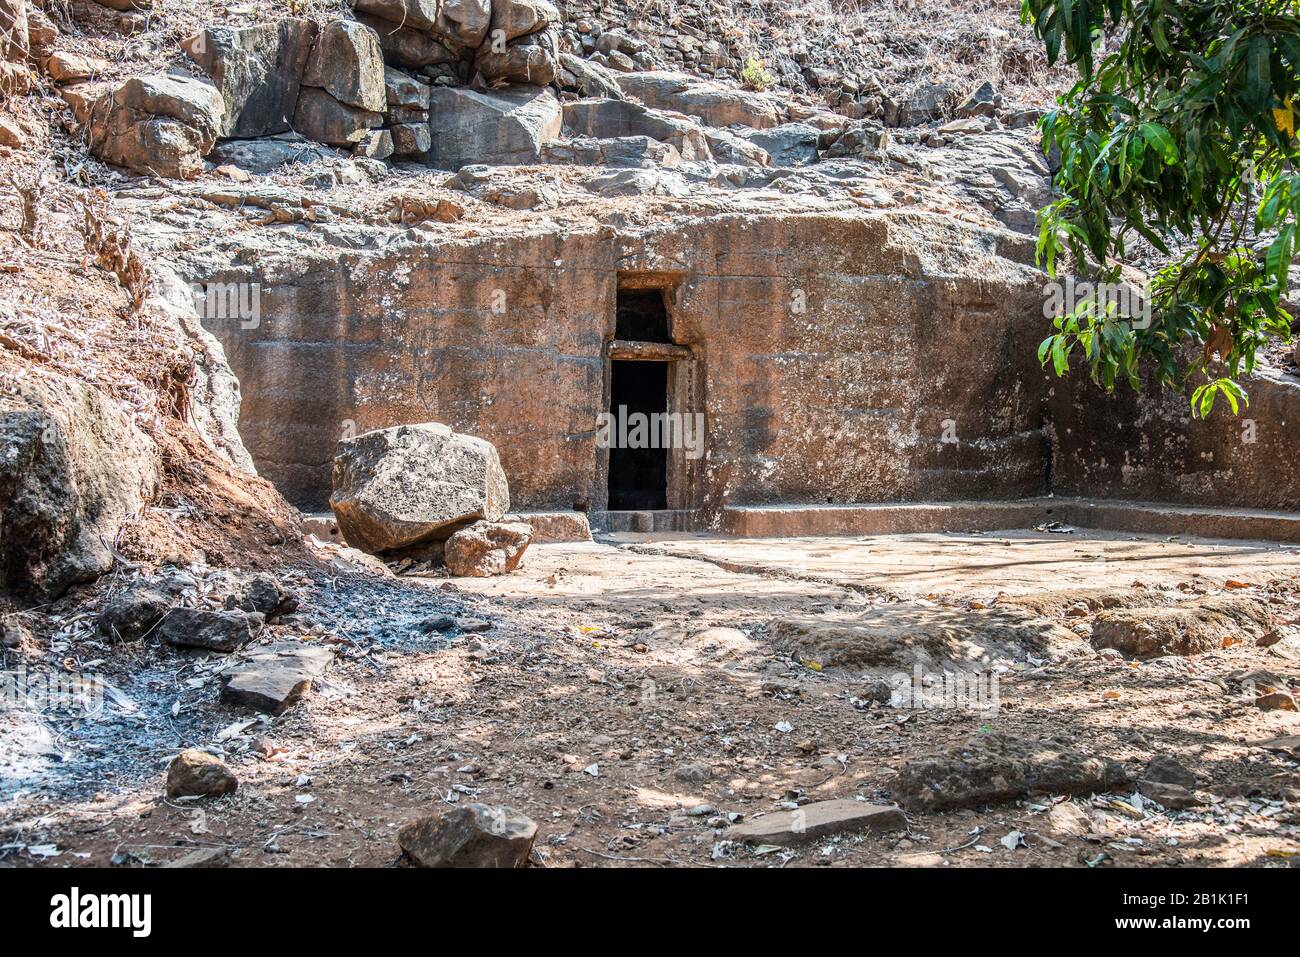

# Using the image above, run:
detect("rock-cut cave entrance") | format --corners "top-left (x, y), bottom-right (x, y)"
top-left (607, 360), bottom-right (668, 510)
top-left (604, 286), bottom-right (694, 517)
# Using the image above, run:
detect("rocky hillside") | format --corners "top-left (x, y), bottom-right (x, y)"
top-left (553, 0), bottom-right (1068, 107)
top-left (0, 0), bottom-right (1063, 592)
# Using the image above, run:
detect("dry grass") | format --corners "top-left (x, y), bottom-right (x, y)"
top-left (0, 134), bottom-right (188, 439)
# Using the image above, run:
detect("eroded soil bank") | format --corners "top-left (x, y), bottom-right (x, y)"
top-left (3, 529), bottom-right (1298, 868)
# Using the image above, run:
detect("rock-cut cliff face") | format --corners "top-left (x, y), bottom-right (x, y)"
top-left (139, 187), bottom-right (1051, 522)
top-left (155, 167), bottom-right (1300, 523)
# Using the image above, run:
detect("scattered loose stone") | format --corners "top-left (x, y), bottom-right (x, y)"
top-left (1255, 691), bottom-right (1298, 712)
top-left (416, 614), bottom-right (456, 633)
top-left (98, 583), bottom-right (171, 642)
top-left (1, 613), bottom-right (31, 648)
top-left (723, 799), bottom-right (905, 846)
top-left (44, 52), bottom-right (109, 84)
top-left (955, 79), bottom-right (1001, 117)
top-left (1257, 735), bottom-right (1300, 758)
top-left (1228, 667), bottom-right (1287, 695)
top-left (672, 761), bottom-right (712, 784)
top-left (1142, 754), bottom-right (1197, 789)
top-left (164, 847), bottom-right (232, 868)
top-left (398, 803), bottom-right (537, 867)
top-left (166, 749), bottom-right (238, 798)
top-left (1043, 801), bottom-right (1092, 837)
top-left (158, 607), bottom-right (263, 652)
top-left (0, 114), bottom-right (23, 148)
top-left (444, 520), bottom-right (533, 577)
top-left (1137, 779), bottom-right (1202, 810)
top-left (223, 572), bottom-right (298, 621)
top-left (219, 641), bottom-right (334, 715)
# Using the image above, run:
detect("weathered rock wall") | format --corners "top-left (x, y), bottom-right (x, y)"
top-left (1049, 370), bottom-right (1300, 510)
top-left (197, 208), bottom-right (1051, 518)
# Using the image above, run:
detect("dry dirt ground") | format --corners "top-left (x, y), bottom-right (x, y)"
top-left (3, 528), bottom-right (1300, 869)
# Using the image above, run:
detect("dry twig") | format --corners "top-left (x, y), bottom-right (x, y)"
top-left (78, 188), bottom-right (148, 315)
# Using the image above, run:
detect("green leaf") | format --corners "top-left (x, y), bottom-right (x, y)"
top-left (1266, 224), bottom-right (1296, 287)
top-left (1052, 337), bottom-right (1069, 376)
top-left (1038, 336), bottom-right (1055, 365)
top-left (1245, 34), bottom-right (1271, 112)
top-left (1278, 34), bottom-right (1300, 72)
top-left (1023, 0), bottom-right (1292, 410)
top-left (1139, 123), bottom-right (1177, 164)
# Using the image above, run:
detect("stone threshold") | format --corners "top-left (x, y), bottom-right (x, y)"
top-left (720, 497), bottom-right (1300, 542)
top-left (591, 509), bottom-right (694, 533)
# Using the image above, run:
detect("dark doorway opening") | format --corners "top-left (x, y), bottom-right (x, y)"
top-left (615, 289), bottom-right (670, 343)
top-left (607, 360), bottom-right (668, 510)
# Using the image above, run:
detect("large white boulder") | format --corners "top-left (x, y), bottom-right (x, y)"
top-left (329, 423), bottom-right (510, 554)
top-left (0, 367), bottom-right (159, 598)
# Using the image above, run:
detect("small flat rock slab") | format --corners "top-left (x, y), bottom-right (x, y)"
top-left (1137, 779), bottom-right (1202, 810)
top-left (724, 799), bottom-right (905, 846)
top-left (1257, 735), bottom-right (1300, 758)
top-left (219, 642), bottom-right (334, 715)
top-left (164, 847), bottom-right (232, 868)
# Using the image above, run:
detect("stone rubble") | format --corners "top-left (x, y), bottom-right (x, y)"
top-left (893, 733), bottom-right (1131, 812)
top-left (0, 613), bottom-right (31, 649)
top-left (444, 520), bottom-right (534, 577)
top-left (98, 583), bottom-right (172, 642)
top-left (158, 607), bottom-right (265, 653)
top-left (219, 642), bottom-right (335, 715)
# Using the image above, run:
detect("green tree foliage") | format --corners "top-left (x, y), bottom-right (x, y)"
top-left (1022, 0), bottom-right (1300, 415)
